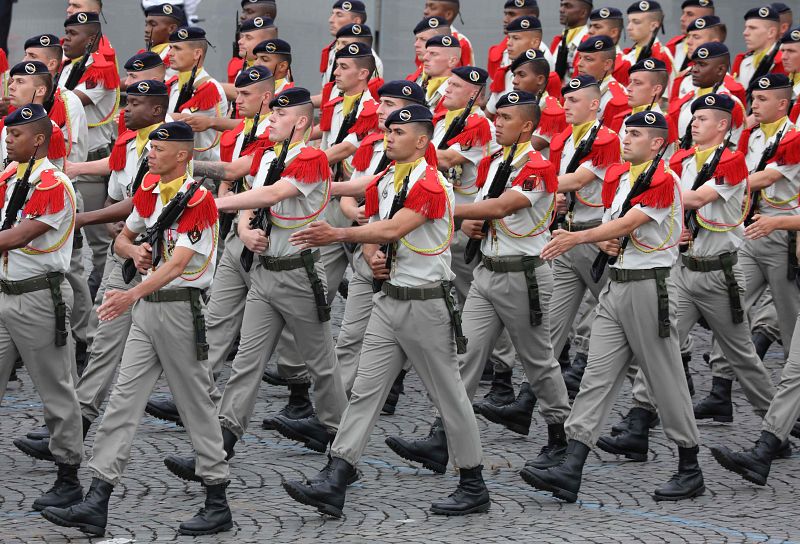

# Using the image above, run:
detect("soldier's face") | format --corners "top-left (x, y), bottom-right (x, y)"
top-left (145, 17), bottom-right (177, 48)
top-left (680, 7), bottom-right (714, 34)
top-left (621, 127), bottom-right (656, 163)
top-left (124, 95), bottom-right (153, 131)
top-left (576, 52), bottom-right (608, 81)
top-left (7, 76), bottom-right (44, 108)
top-left (690, 110), bottom-right (726, 145)
top-left (333, 59), bottom-right (367, 92)
top-left (780, 43), bottom-right (800, 74)
top-left (241, 5), bottom-right (273, 22)
top-left (62, 26), bottom-right (94, 59)
top-left (66, 0), bottom-right (97, 16)
top-left (750, 90), bottom-right (788, 123)
top-left (442, 76), bottom-right (476, 110)
top-left (5, 125), bottom-right (43, 163)
top-left (23, 49), bottom-right (59, 75)
top-left (377, 97), bottom-right (408, 130)
top-left (168, 42), bottom-right (200, 72)
top-left (512, 65), bottom-right (543, 94)
top-left (559, 0), bottom-right (587, 27)
top-left (504, 9), bottom-right (538, 31)
top-left (147, 141), bottom-right (186, 175)
top-left (685, 29), bottom-right (718, 56)
top-left (588, 20), bottom-right (618, 42)
top-left (268, 106), bottom-right (305, 141)
top-left (253, 53), bottom-right (279, 75)
top-left (627, 14), bottom-right (660, 43)
top-left (124, 67), bottom-right (165, 87)
top-left (328, 9), bottom-right (360, 36)
top-left (414, 29), bottom-right (438, 61)
top-left (626, 72), bottom-right (659, 108)
top-left (423, 2), bottom-right (452, 21)
top-left (494, 107), bottom-right (529, 147)
top-left (690, 58), bottom-right (725, 88)
top-left (563, 88), bottom-right (598, 124)
top-left (507, 32), bottom-right (540, 60)
top-left (385, 124), bottom-right (424, 162)
top-left (235, 86), bottom-right (270, 119)
top-left (423, 47), bottom-right (457, 77)
top-left (743, 20), bottom-right (777, 52)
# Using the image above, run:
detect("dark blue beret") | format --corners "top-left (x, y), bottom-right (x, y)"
top-left (690, 41), bottom-right (729, 60)
top-left (24, 34), bottom-right (61, 50)
top-left (690, 92), bottom-right (736, 114)
top-left (591, 7), bottom-right (623, 20)
top-left (254, 39), bottom-right (291, 56)
top-left (744, 6), bottom-right (780, 22)
top-left (577, 35), bottom-right (615, 53)
top-left (562, 75), bottom-right (599, 96)
top-left (378, 80), bottom-right (425, 105)
top-left (127, 79), bottom-right (169, 97)
top-left (149, 121), bottom-right (194, 142)
top-left (452, 66), bottom-right (489, 86)
top-left (626, 110), bottom-right (668, 129)
top-left (5, 103), bottom-right (49, 126)
top-left (496, 90), bottom-right (538, 109)
top-left (507, 16), bottom-right (542, 33)
top-left (65, 12), bottom-right (100, 27)
top-left (414, 16), bottom-right (448, 35)
top-left (270, 87), bottom-right (312, 109)
top-left (240, 17), bottom-right (274, 33)
top-left (336, 23), bottom-right (371, 39)
top-left (169, 26), bottom-right (207, 43)
top-left (144, 4), bottom-right (187, 24)
top-left (124, 51), bottom-right (164, 72)
top-left (385, 104), bottom-right (433, 128)
top-left (235, 65), bottom-right (274, 88)
top-left (10, 61), bottom-right (50, 78)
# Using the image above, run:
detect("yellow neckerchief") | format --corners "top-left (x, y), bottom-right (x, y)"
top-left (760, 116), bottom-right (788, 139)
top-left (135, 123), bottom-right (161, 158)
top-left (444, 105), bottom-right (476, 130)
top-left (69, 55), bottom-right (84, 67)
top-left (694, 144), bottom-right (718, 171)
top-left (243, 116), bottom-right (256, 137)
top-left (272, 140), bottom-right (302, 158)
top-left (752, 44), bottom-right (773, 70)
top-left (566, 26), bottom-right (583, 45)
top-left (571, 120), bottom-right (595, 145)
top-left (629, 159), bottom-right (653, 187)
top-left (158, 175), bottom-right (186, 205)
top-left (425, 75), bottom-right (449, 99)
top-left (16, 158), bottom-right (45, 181)
top-left (178, 69), bottom-right (196, 89)
top-left (342, 92), bottom-right (362, 117)
top-left (697, 86), bottom-right (713, 97)
top-left (274, 78), bottom-right (285, 91)
top-left (502, 143), bottom-right (528, 162)
top-left (150, 42), bottom-right (169, 55)
top-left (246, 59), bottom-right (254, 68)
top-left (393, 157), bottom-right (424, 192)
top-left (631, 104), bottom-right (650, 114)
top-left (792, 73), bottom-right (800, 87)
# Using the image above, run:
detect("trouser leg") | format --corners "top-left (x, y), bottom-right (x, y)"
top-left (67, 190), bottom-right (91, 346)
top-left (751, 287), bottom-right (780, 342)
top-left (335, 271), bottom-right (375, 394)
top-left (762, 313), bottom-right (800, 440)
top-left (75, 177), bottom-right (112, 296)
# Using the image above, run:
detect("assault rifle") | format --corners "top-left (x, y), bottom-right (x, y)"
top-left (63, 31), bottom-right (102, 91)
top-left (438, 91), bottom-right (480, 150)
top-left (1, 144), bottom-right (41, 231)
top-left (372, 173), bottom-right (411, 293)
top-left (554, 27), bottom-right (570, 81)
top-left (332, 92), bottom-right (364, 181)
top-left (173, 60), bottom-right (200, 113)
top-left (679, 81), bottom-right (721, 150)
top-left (745, 44), bottom-right (781, 113)
top-left (744, 124), bottom-right (787, 225)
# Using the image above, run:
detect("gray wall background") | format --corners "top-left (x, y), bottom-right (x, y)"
top-left (5, 1), bottom-right (764, 90)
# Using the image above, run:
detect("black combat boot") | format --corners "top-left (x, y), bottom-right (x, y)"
top-left (178, 482), bottom-right (234, 535)
top-left (597, 407), bottom-right (652, 461)
top-left (262, 382), bottom-right (314, 430)
top-left (283, 457), bottom-right (357, 518)
top-left (430, 465), bottom-right (491, 515)
top-left (262, 367), bottom-right (289, 386)
top-left (611, 408), bottom-right (660, 436)
top-left (693, 376), bottom-right (733, 422)
top-left (682, 353), bottom-right (695, 397)
top-left (480, 360), bottom-right (494, 383)
top-left (26, 424), bottom-right (50, 440)
top-left (474, 369), bottom-right (515, 409)
top-left (33, 463), bottom-right (83, 511)
top-left (475, 382), bottom-right (536, 435)
top-left (653, 445), bottom-right (705, 501)
top-left (307, 454), bottom-right (361, 486)
top-left (40, 478), bottom-right (113, 537)
top-left (382, 369), bottom-right (407, 415)
top-left (752, 331), bottom-right (773, 361)
top-left (558, 343), bottom-right (571, 373)
top-left (524, 423), bottom-right (568, 469)
top-left (710, 430), bottom-right (782, 486)
top-left (563, 352), bottom-right (588, 398)
top-left (16, 417), bottom-right (92, 462)
top-left (385, 417), bottom-right (448, 474)
top-left (272, 414), bottom-right (333, 453)
top-left (520, 439), bottom-right (590, 503)
top-left (145, 395), bottom-right (184, 427)
top-left (164, 428), bottom-right (238, 483)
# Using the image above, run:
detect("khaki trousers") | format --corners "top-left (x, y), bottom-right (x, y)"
top-left (88, 298), bottom-right (228, 485)
top-left (566, 275), bottom-right (699, 449)
top-left (75, 175), bottom-right (112, 294)
top-left (335, 270), bottom-right (376, 394)
top-left (218, 262), bottom-right (346, 436)
top-left (331, 291), bottom-right (483, 468)
top-left (0, 284), bottom-right (83, 465)
top-left (763, 312), bottom-right (800, 440)
top-left (459, 263), bottom-right (571, 423)
top-left (66, 190), bottom-right (92, 346)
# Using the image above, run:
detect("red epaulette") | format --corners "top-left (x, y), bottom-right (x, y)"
top-left (117, 109), bottom-right (128, 135)
top-left (48, 89), bottom-right (66, 128)
top-left (668, 147), bottom-right (696, 178)
top-left (404, 165), bottom-right (447, 219)
top-left (737, 127), bottom-right (752, 154)
top-left (364, 164), bottom-right (392, 217)
top-left (177, 185), bottom-right (218, 234)
top-left (791, 101), bottom-right (800, 124)
top-left (165, 75), bottom-right (179, 91)
top-left (48, 124), bottom-right (67, 161)
top-left (242, 130), bottom-right (274, 157)
top-left (601, 81), bottom-right (630, 125)
top-left (613, 56), bottom-right (631, 87)
top-left (321, 81), bottom-right (337, 107)
top-left (319, 94), bottom-right (343, 132)
top-left (320, 41), bottom-right (334, 74)
top-left (670, 73), bottom-right (688, 102)
top-left (732, 52), bottom-right (747, 78)
top-left (426, 142), bottom-right (438, 167)
top-left (219, 121), bottom-right (245, 163)
top-left (352, 131), bottom-right (385, 172)
top-left (549, 34), bottom-right (562, 54)
top-left (602, 161), bottom-right (676, 209)
top-left (282, 147), bottom-right (332, 183)
top-left (456, 32), bottom-right (473, 67)
top-left (665, 34), bottom-right (685, 56)
top-left (406, 64), bottom-right (424, 82)
top-left (475, 150), bottom-right (503, 189)
top-left (601, 162), bottom-right (630, 208)
top-left (109, 130), bottom-right (138, 171)
top-left (349, 99), bottom-right (380, 139)
top-left (227, 57), bottom-right (244, 84)
top-left (132, 173), bottom-right (160, 218)
top-left (588, 127), bottom-right (622, 168)
top-left (490, 65), bottom-right (509, 94)
top-left (179, 81), bottom-right (221, 112)
top-left (667, 91), bottom-right (695, 133)
top-left (723, 75), bottom-right (747, 106)
top-left (97, 36), bottom-right (116, 64)
top-left (713, 149), bottom-right (748, 186)
top-left (539, 96), bottom-right (567, 138)
top-left (367, 78), bottom-right (384, 98)
top-left (769, 130), bottom-right (800, 166)
top-left (512, 151), bottom-right (558, 193)
top-left (0, 164), bottom-right (15, 206)
top-left (79, 52), bottom-right (120, 90)
top-left (447, 114), bottom-right (491, 149)
top-left (0, 48), bottom-right (7, 73)
top-left (23, 170), bottom-right (67, 217)
top-left (487, 38), bottom-right (508, 77)
top-left (546, 72), bottom-right (563, 103)
top-left (548, 127), bottom-right (572, 172)
top-left (607, 109), bottom-right (630, 135)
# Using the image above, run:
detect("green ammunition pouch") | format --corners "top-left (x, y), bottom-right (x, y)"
top-left (681, 252), bottom-right (743, 324)
top-left (609, 267), bottom-right (671, 338)
top-left (481, 255), bottom-right (545, 326)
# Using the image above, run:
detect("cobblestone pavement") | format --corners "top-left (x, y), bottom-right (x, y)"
top-left (1, 292), bottom-right (799, 543)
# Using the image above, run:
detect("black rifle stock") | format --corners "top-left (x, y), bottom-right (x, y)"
top-left (745, 44), bottom-right (781, 113)
top-left (1, 145), bottom-right (41, 232)
top-left (63, 32), bottom-right (102, 91)
top-left (372, 173), bottom-right (411, 293)
top-left (437, 92), bottom-right (479, 150)
top-left (744, 125), bottom-right (787, 225)
top-left (562, 120), bottom-right (602, 227)
top-left (332, 92), bottom-right (364, 181)
top-left (174, 60), bottom-right (200, 113)
top-left (233, 11), bottom-right (240, 59)
top-left (554, 27), bottom-right (570, 81)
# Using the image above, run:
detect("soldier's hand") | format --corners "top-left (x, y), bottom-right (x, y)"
top-left (596, 239), bottom-right (620, 256)
top-left (133, 243), bottom-right (154, 273)
top-left (541, 229), bottom-right (578, 260)
top-left (679, 227), bottom-right (692, 245)
top-left (290, 221), bottom-right (337, 248)
top-left (97, 289), bottom-right (135, 321)
top-left (745, 214), bottom-right (777, 240)
top-left (555, 193), bottom-right (568, 215)
top-left (355, 205), bottom-right (369, 225)
top-left (0, 97), bottom-right (10, 117)
top-left (369, 250), bottom-right (390, 279)
top-left (461, 219), bottom-right (485, 239)
top-left (180, 114), bottom-right (214, 132)
top-left (106, 221), bottom-right (125, 238)
top-left (241, 228), bottom-right (269, 253)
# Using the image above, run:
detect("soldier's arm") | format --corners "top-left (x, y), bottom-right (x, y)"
top-left (745, 214), bottom-right (800, 240)
top-left (66, 157), bottom-right (111, 178)
top-left (216, 178), bottom-right (300, 211)
top-left (291, 207), bottom-right (429, 247)
top-left (682, 185), bottom-right (720, 210)
top-left (0, 219), bottom-right (52, 252)
top-left (436, 148), bottom-right (470, 169)
top-left (748, 168), bottom-right (784, 190)
top-left (71, 89), bottom-right (94, 107)
top-left (325, 141), bottom-right (358, 164)
top-left (192, 157), bottom-right (251, 181)
top-left (557, 166), bottom-right (597, 192)
top-left (173, 112), bottom-right (241, 132)
top-left (76, 198), bottom-right (132, 228)
top-left (455, 191), bottom-right (531, 220)
top-left (541, 209), bottom-right (651, 260)
top-left (331, 174), bottom-right (374, 197)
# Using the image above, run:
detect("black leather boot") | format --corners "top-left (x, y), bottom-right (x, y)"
top-left (430, 465), bottom-right (491, 515)
top-left (480, 360), bottom-right (494, 383)
top-left (682, 352), bottom-right (695, 397)
top-left (26, 424), bottom-right (50, 440)
top-left (33, 463), bottom-right (83, 511)
top-left (382, 369), bottom-right (407, 415)
top-left (597, 407), bottom-right (651, 462)
top-left (653, 445), bottom-right (705, 501)
top-left (307, 454), bottom-right (361, 486)
top-left (558, 343), bottom-right (571, 373)
top-left (520, 439), bottom-right (590, 503)
top-left (710, 430), bottom-right (781, 486)
top-left (283, 457), bottom-right (356, 518)
top-left (16, 417), bottom-right (92, 462)
top-left (272, 415), bottom-right (333, 453)
top-left (563, 352), bottom-right (588, 399)
top-left (262, 382), bottom-right (314, 430)
top-left (475, 369), bottom-right (515, 409)
top-left (261, 366), bottom-right (289, 386)
top-left (385, 417), bottom-right (448, 474)
top-left (752, 331), bottom-right (773, 361)
top-left (145, 395), bottom-right (184, 427)
top-left (178, 482), bottom-right (233, 535)
top-left (525, 423), bottom-right (568, 469)
top-left (475, 382), bottom-right (536, 435)
top-left (611, 408), bottom-right (660, 436)
top-left (693, 376), bottom-right (733, 422)
top-left (164, 428), bottom-right (237, 483)
top-left (40, 477), bottom-right (113, 536)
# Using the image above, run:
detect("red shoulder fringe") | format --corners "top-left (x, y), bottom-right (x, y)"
top-left (352, 132), bottom-right (384, 172)
top-left (404, 165), bottom-right (447, 219)
top-left (109, 130), bottom-right (137, 171)
top-left (512, 152), bottom-right (558, 193)
top-left (23, 170), bottom-right (66, 216)
top-left (447, 114), bottom-right (491, 148)
top-left (179, 81), bottom-right (221, 112)
top-left (282, 147), bottom-right (332, 183)
top-left (177, 186), bottom-right (218, 233)
top-left (132, 173), bottom-right (159, 218)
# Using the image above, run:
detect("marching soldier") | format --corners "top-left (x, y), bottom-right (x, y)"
top-left (253, 38), bottom-right (294, 94)
top-left (408, 16), bottom-right (454, 85)
top-left (671, 16), bottom-right (730, 101)
top-left (550, 0), bottom-right (592, 73)
top-left (319, 0), bottom-right (368, 92)
top-left (734, 6), bottom-right (785, 91)
top-left (525, 110), bottom-right (705, 503)
top-left (422, 0), bottom-right (474, 65)
top-left (333, 23), bottom-right (384, 80)
top-left (0, 104), bottom-right (85, 513)
top-left (420, 34), bottom-right (461, 112)
top-left (698, 73), bottom-right (800, 421)
top-left (585, 7), bottom-right (630, 86)
top-left (576, 35), bottom-right (630, 125)
top-left (166, 26), bottom-right (228, 161)
top-left (487, 0), bottom-right (540, 83)
top-left (123, 51), bottom-right (167, 87)
top-left (143, 3), bottom-right (186, 79)
top-left (665, 0), bottom-right (715, 73)
top-left (608, 58), bottom-right (668, 136)
top-left (621, 1), bottom-right (675, 77)
top-left (222, 16), bottom-right (277, 100)
top-left (282, 103), bottom-right (489, 518)
top-left (782, 26), bottom-right (800, 120)
top-left (40, 121), bottom-right (233, 537)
